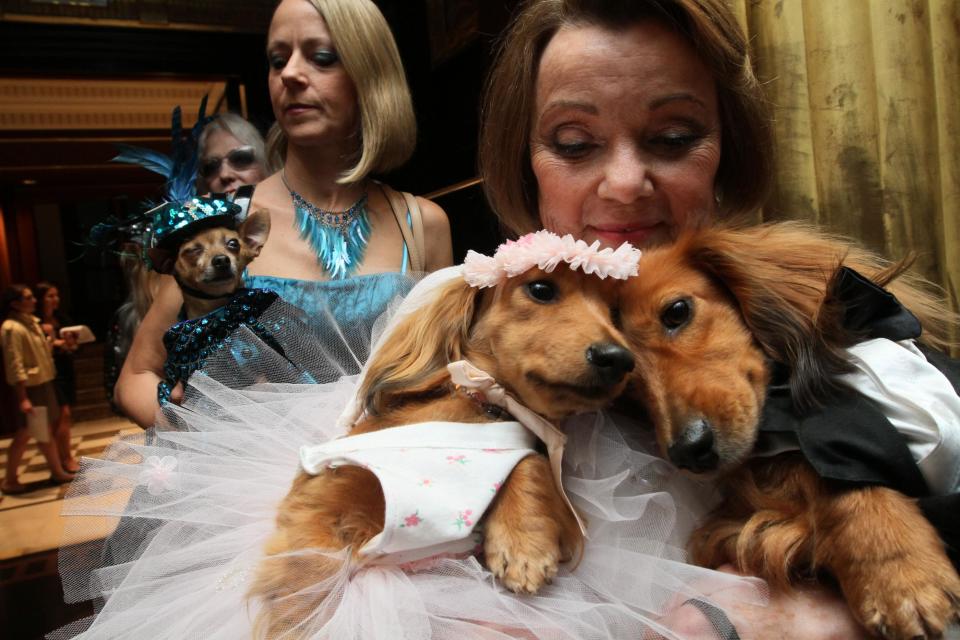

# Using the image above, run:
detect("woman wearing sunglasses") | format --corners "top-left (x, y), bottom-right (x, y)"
top-left (197, 113), bottom-right (269, 195)
top-left (113, 0), bottom-right (453, 428)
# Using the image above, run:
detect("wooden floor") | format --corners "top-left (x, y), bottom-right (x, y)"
top-left (0, 416), bottom-right (139, 640)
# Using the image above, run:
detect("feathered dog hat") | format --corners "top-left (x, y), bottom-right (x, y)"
top-left (107, 96), bottom-right (241, 273)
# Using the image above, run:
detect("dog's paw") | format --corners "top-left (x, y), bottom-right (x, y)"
top-left (483, 519), bottom-right (560, 594)
top-left (846, 556), bottom-right (960, 640)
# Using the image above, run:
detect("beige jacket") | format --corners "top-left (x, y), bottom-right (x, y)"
top-left (1, 313), bottom-right (55, 386)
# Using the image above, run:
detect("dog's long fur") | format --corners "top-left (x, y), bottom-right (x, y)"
top-left (619, 222), bottom-right (960, 639)
top-left (250, 265), bottom-right (635, 635)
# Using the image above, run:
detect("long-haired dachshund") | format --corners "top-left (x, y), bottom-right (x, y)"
top-left (250, 244), bottom-right (637, 634)
top-left (619, 222), bottom-right (960, 639)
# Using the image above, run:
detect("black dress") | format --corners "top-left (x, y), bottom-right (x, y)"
top-left (47, 313), bottom-right (77, 406)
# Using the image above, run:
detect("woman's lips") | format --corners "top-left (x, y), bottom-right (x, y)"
top-left (589, 223), bottom-right (666, 248)
top-left (284, 104), bottom-right (316, 116)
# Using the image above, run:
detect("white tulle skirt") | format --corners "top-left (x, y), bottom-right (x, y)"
top-left (54, 306), bottom-right (766, 640)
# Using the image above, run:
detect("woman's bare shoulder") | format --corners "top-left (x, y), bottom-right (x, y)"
top-left (415, 196), bottom-right (453, 270)
top-left (416, 196), bottom-right (449, 233)
top-left (249, 172), bottom-right (290, 213)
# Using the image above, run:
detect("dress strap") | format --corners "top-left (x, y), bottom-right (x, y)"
top-left (400, 191), bottom-right (425, 269)
top-left (378, 183), bottom-right (425, 272)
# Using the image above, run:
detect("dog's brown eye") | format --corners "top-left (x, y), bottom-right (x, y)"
top-left (226, 239), bottom-right (240, 252)
top-left (525, 280), bottom-right (557, 303)
top-left (661, 298), bottom-right (692, 330)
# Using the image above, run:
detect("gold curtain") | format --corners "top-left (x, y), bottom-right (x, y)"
top-left (730, 0), bottom-right (959, 328)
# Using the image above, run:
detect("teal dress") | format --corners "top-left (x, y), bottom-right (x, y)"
top-left (244, 272), bottom-right (413, 327)
top-left (243, 272), bottom-right (415, 376)
top-left (242, 187), bottom-right (420, 363)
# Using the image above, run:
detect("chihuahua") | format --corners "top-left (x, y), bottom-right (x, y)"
top-left (152, 208), bottom-right (272, 405)
top-left (153, 209), bottom-right (270, 319)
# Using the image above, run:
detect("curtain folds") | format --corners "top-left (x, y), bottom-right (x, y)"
top-left (732, 0), bottom-right (959, 336)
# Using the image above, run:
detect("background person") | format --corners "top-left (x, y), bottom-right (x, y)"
top-left (196, 112), bottom-right (270, 195)
top-left (103, 242), bottom-right (162, 414)
top-left (34, 281), bottom-right (80, 474)
top-left (1, 285), bottom-right (76, 494)
top-left (115, 0), bottom-right (452, 428)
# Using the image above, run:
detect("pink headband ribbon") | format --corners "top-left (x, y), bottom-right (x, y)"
top-left (462, 230), bottom-right (642, 288)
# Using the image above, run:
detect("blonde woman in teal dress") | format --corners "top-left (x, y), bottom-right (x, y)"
top-left (115, 0), bottom-right (452, 428)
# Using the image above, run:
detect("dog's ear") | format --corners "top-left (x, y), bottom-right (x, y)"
top-left (361, 278), bottom-right (481, 416)
top-left (147, 247), bottom-right (176, 275)
top-left (239, 209), bottom-right (271, 256)
top-left (687, 223), bottom-right (854, 410)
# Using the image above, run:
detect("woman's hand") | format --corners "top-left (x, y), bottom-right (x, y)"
top-left (61, 330), bottom-right (79, 352)
top-left (19, 397), bottom-right (33, 414)
top-left (658, 565), bottom-right (869, 640)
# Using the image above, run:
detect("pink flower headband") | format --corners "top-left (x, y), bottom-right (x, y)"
top-left (462, 230), bottom-right (641, 288)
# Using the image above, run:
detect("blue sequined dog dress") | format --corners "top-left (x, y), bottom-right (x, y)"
top-left (158, 288), bottom-right (287, 404)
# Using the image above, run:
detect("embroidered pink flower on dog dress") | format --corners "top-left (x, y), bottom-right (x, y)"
top-left (299, 420), bottom-right (537, 564)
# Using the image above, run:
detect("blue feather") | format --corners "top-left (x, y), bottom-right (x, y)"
top-left (164, 96), bottom-right (213, 204)
top-left (191, 95), bottom-right (211, 142)
top-left (112, 144), bottom-right (173, 177)
top-left (170, 106), bottom-right (183, 158)
top-left (109, 95), bottom-right (212, 220)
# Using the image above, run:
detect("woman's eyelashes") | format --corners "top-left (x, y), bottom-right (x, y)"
top-left (651, 132), bottom-right (702, 149)
top-left (266, 43), bottom-right (289, 70)
top-left (549, 128), bottom-right (706, 160)
top-left (266, 48), bottom-right (339, 71)
top-left (550, 128), bottom-right (595, 158)
top-left (553, 140), bottom-right (595, 158)
top-left (648, 125), bottom-right (710, 155)
top-left (311, 50), bottom-right (339, 67)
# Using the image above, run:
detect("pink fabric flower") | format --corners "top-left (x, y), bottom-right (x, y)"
top-left (452, 509), bottom-right (474, 530)
top-left (462, 230), bottom-right (641, 288)
top-left (138, 455), bottom-right (179, 496)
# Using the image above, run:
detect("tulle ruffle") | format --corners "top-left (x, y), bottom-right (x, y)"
top-left (54, 296), bottom-right (767, 639)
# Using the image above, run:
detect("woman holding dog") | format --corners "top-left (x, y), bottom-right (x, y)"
top-left (60, 1), bottom-right (956, 639)
top-left (115, 0), bottom-right (452, 428)
top-left (479, 0), bottom-right (959, 638)
top-left (52, 0), bottom-right (776, 628)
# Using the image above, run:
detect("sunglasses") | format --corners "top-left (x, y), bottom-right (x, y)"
top-left (199, 146), bottom-right (257, 179)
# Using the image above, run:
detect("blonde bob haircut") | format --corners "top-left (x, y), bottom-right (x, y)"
top-left (266, 0), bottom-right (417, 184)
top-left (479, 0), bottom-right (774, 237)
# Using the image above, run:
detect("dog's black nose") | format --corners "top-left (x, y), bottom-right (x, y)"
top-left (212, 255), bottom-right (231, 270)
top-left (585, 342), bottom-right (635, 385)
top-left (668, 420), bottom-right (719, 473)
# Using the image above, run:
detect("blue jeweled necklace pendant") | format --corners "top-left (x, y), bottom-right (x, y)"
top-left (283, 172), bottom-right (371, 280)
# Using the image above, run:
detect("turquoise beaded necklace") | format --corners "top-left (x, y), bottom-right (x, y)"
top-left (283, 171), bottom-right (371, 280)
